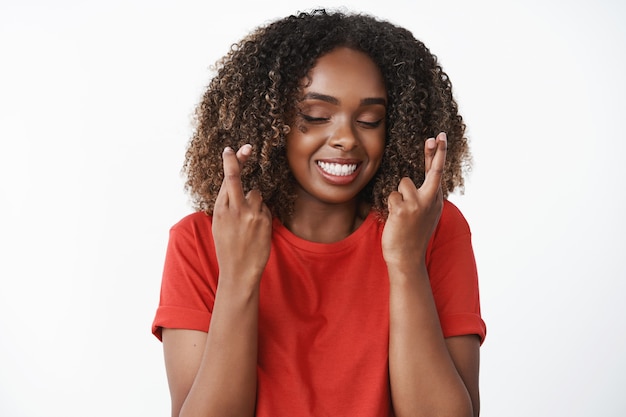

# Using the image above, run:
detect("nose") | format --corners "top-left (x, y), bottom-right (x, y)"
top-left (328, 120), bottom-right (358, 151)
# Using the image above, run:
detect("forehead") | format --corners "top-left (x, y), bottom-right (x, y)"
top-left (303, 47), bottom-right (387, 98)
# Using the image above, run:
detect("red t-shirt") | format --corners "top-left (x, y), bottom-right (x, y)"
top-left (152, 200), bottom-right (486, 416)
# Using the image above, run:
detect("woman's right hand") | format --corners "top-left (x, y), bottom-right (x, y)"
top-left (212, 144), bottom-right (272, 286)
top-left (165, 144), bottom-right (267, 417)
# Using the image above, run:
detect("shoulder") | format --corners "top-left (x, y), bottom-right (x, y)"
top-left (165, 212), bottom-right (216, 253)
top-left (170, 211), bottom-right (213, 234)
top-left (430, 200), bottom-right (472, 249)
top-left (439, 200), bottom-right (471, 231)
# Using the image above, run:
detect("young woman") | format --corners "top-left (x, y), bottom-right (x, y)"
top-left (152, 9), bottom-right (486, 417)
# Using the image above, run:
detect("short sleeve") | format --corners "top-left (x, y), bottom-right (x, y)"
top-left (151, 213), bottom-right (219, 341)
top-left (426, 200), bottom-right (486, 344)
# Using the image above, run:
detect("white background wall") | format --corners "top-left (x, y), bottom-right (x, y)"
top-left (1, 0), bottom-right (624, 416)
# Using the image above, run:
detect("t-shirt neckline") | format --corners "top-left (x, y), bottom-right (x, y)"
top-left (272, 211), bottom-right (379, 254)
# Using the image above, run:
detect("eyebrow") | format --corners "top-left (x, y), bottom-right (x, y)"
top-left (302, 92), bottom-right (387, 106)
top-left (360, 97), bottom-right (387, 106)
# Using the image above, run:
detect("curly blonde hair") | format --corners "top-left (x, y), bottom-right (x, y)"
top-left (184, 9), bottom-right (471, 222)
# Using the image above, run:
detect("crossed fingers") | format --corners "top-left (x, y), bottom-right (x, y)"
top-left (420, 132), bottom-right (447, 198)
top-left (216, 144), bottom-right (253, 207)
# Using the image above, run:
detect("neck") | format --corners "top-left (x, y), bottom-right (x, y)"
top-left (285, 197), bottom-right (368, 243)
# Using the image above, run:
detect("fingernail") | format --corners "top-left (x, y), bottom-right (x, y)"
top-left (439, 132), bottom-right (447, 141)
top-left (224, 146), bottom-right (234, 153)
top-left (241, 144), bottom-right (252, 155)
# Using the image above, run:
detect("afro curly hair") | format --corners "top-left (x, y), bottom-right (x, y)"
top-left (183, 9), bottom-right (471, 222)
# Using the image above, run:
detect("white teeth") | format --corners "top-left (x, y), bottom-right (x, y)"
top-left (317, 161), bottom-right (357, 176)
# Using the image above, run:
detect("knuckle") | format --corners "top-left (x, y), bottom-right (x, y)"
top-left (212, 206), bottom-right (227, 220)
top-left (246, 189), bottom-right (261, 199)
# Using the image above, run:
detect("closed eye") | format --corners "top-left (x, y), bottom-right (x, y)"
top-left (300, 114), bottom-right (330, 123)
top-left (357, 119), bottom-right (383, 128)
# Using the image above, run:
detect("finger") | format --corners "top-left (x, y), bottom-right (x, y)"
top-left (397, 176), bottom-right (418, 196)
top-left (420, 132), bottom-right (447, 197)
top-left (245, 189), bottom-right (264, 211)
top-left (217, 146), bottom-right (245, 207)
top-left (424, 137), bottom-right (437, 173)
top-left (216, 144), bottom-right (253, 206)
top-left (236, 144), bottom-right (253, 167)
top-left (387, 190), bottom-right (404, 214)
top-left (388, 177), bottom-right (419, 211)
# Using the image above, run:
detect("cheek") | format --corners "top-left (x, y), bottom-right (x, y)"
top-left (369, 141), bottom-right (386, 174)
top-left (285, 133), bottom-right (310, 169)
top-left (369, 134), bottom-right (386, 162)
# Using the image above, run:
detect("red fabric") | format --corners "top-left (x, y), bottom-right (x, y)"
top-left (152, 200), bottom-right (485, 416)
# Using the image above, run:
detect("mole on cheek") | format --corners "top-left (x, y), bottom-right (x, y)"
top-left (299, 125), bottom-right (308, 133)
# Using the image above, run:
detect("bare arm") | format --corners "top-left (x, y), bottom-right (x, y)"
top-left (447, 335), bottom-right (481, 417)
top-left (387, 263), bottom-right (479, 417)
top-left (383, 133), bottom-right (480, 417)
top-left (162, 145), bottom-right (272, 417)
top-left (163, 282), bottom-right (260, 417)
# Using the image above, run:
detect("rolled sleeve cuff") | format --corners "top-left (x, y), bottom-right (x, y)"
top-left (152, 306), bottom-right (211, 341)
top-left (440, 313), bottom-right (487, 345)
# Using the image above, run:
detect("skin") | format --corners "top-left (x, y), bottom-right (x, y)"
top-left (285, 47), bottom-right (387, 242)
top-left (164, 143), bottom-right (271, 417)
top-left (384, 134), bottom-right (480, 417)
top-left (162, 47), bottom-right (480, 417)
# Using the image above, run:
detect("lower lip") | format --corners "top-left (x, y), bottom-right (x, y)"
top-left (316, 164), bottom-right (361, 185)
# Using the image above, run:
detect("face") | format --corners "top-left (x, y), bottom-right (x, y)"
top-left (286, 47), bottom-right (387, 207)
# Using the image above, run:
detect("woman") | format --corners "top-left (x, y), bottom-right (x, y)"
top-left (153, 9), bottom-right (486, 417)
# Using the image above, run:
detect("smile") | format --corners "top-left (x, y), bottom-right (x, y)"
top-left (317, 161), bottom-right (358, 176)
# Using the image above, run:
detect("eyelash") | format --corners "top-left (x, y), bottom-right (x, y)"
top-left (358, 120), bottom-right (383, 128)
top-left (300, 114), bottom-right (383, 128)
top-left (300, 114), bottom-right (328, 123)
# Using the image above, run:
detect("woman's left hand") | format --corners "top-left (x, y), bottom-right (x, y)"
top-left (382, 132), bottom-right (447, 268)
